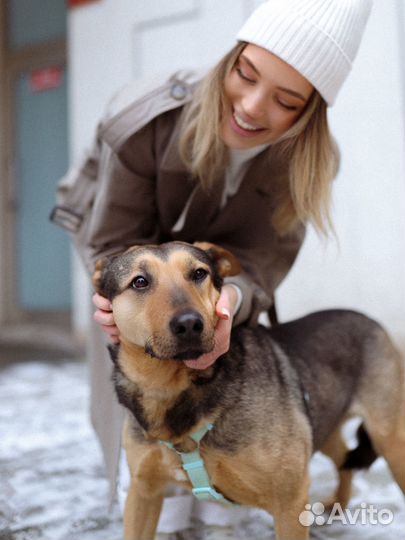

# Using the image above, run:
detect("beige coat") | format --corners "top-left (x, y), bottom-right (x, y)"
top-left (52, 70), bottom-right (305, 494)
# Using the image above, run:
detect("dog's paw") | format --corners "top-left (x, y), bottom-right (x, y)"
top-left (322, 496), bottom-right (350, 512)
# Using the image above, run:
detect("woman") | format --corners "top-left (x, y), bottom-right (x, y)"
top-left (93, 41), bottom-right (318, 371)
top-left (52, 0), bottom-right (372, 529)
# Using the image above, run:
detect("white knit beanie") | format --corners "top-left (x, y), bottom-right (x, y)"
top-left (237, 0), bottom-right (373, 106)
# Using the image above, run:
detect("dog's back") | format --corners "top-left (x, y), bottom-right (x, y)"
top-left (266, 309), bottom-right (402, 449)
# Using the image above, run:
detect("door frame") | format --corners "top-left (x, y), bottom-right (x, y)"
top-left (0, 2), bottom-right (67, 324)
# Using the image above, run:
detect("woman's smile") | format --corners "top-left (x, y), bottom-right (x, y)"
top-left (231, 109), bottom-right (268, 136)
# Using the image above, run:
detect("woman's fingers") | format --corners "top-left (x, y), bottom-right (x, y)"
top-left (92, 293), bottom-right (120, 343)
top-left (101, 325), bottom-right (120, 343)
top-left (214, 316), bottom-right (232, 353)
top-left (92, 292), bottom-right (112, 311)
top-left (93, 308), bottom-right (115, 327)
top-left (215, 285), bottom-right (238, 320)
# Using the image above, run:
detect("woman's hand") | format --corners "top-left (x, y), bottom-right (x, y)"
top-left (93, 292), bottom-right (120, 344)
top-left (183, 284), bottom-right (238, 370)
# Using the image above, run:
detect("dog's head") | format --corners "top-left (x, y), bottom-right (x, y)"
top-left (93, 242), bottom-right (240, 360)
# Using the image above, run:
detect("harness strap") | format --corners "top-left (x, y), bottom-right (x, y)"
top-left (160, 424), bottom-right (236, 505)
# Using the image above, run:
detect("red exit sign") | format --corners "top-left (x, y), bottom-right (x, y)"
top-left (30, 66), bottom-right (64, 93)
top-left (68, 0), bottom-right (100, 7)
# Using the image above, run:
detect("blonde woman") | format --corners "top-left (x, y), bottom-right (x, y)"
top-left (52, 0), bottom-right (372, 525)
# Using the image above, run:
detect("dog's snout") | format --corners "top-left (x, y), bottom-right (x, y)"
top-left (170, 310), bottom-right (204, 340)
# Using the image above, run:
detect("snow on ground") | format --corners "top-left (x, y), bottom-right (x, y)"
top-left (0, 359), bottom-right (403, 540)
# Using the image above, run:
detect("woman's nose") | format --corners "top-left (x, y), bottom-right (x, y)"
top-left (241, 89), bottom-right (266, 119)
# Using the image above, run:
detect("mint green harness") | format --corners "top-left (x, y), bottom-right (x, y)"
top-left (160, 424), bottom-right (236, 504)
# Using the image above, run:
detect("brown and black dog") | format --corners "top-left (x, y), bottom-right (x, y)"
top-left (93, 241), bottom-right (405, 540)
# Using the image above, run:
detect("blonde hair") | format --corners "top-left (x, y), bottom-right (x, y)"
top-left (179, 43), bottom-right (339, 236)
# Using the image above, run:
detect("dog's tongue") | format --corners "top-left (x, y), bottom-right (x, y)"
top-left (183, 355), bottom-right (217, 370)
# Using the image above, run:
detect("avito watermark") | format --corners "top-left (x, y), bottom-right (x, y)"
top-left (299, 502), bottom-right (394, 527)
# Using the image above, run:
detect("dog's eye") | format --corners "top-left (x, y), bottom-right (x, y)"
top-left (131, 276), bottom-right (149, 289)
top-left (192, 268), bottom-right (208, 282)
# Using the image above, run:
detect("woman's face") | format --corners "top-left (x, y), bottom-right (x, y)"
top-left (221, 44), bottom-right (314, 150)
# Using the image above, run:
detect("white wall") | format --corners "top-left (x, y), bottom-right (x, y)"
top-left (68, 0), bottom-right (405, 346)
top-left (278, 0), bottom-right (405, 348)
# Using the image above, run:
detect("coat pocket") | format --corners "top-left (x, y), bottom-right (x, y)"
top-left (50, 136), bottom-right (100, 233)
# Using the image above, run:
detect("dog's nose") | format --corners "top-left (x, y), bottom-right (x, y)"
top-left (170, 310), bottom-right (204, 340)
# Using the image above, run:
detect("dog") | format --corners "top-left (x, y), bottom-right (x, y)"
top-left (93, 241), bottom-right (405, 540)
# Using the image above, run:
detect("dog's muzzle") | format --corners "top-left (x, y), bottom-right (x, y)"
top-left (170, 309), bottom-right (204, 340)
top-left (168, 309), bottom-right (207, 360)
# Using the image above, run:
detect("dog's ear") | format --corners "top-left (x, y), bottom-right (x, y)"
top-left (194, 242), bottom-right (241, 277)
top-left (92, 257), bottom-right (110, 295)
top-left (93, 247), bottom-right (142, 299)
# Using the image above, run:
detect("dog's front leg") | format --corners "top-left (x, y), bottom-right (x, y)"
top-left (123, 419), bottom-right (167, 540)
top-left (271, 474), bottom-right (310, 540)
top-left (124, 482), bottom-right (164, 540)
top-left (273, 510), bottom-right (310, 540)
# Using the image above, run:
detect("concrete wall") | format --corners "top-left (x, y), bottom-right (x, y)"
top-left (67, 0), bottom-right (405, 346)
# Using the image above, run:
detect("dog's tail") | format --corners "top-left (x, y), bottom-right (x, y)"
top-left (341, 423), bottom-right (378, 470)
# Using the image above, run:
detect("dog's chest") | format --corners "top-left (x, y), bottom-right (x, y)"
top-left (195, 442), bottom-right (295, 508)
top-left (142, 392), bottom-right (186, 440)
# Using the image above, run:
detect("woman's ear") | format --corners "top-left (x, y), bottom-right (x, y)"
top-left (194, 242), bottom-right (241, 277)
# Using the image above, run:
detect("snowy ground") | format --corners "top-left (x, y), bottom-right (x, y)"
top-left (0, 358), bottom-right (404, 540)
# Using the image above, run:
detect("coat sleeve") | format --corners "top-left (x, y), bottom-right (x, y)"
top-left (223, 222), bottom-right (306, 326)
top-left (51, 70), bottom-right (200, 274)
top-left (80, 122), bottom-right (160, 272)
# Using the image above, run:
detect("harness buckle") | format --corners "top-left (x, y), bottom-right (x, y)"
top-left (192, 486), bottom-right (226, 502)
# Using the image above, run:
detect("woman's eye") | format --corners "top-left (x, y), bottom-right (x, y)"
top-left (277, 99), bottom-right (298, 112)
top-left (131, 276), bottom-right (149, 289)
top-left (236, 66), bottom-right (255, 84)
top-left (192, 268), bottom-right (208, 282)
